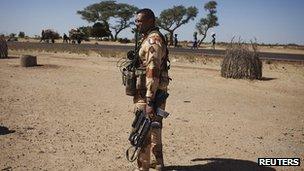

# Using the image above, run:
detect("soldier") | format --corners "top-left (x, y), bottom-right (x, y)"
top-left (133, 8), bottom-right (170, 171)
top-left (63, 33), bottom-right (69, 43)
top-left (40, 29), bottom-right (44, 42)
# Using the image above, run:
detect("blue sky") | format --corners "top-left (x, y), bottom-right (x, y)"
top-left (0, 0), bottom-right (303, 44)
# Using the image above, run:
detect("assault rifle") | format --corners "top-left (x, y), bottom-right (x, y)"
top-left (126, 89), bottom-right (169, 162)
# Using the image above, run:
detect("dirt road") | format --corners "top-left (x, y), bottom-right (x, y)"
top-left (1, 51), bottom-right (303, 171)
top-left (7, 41), bottom-right (304, 62)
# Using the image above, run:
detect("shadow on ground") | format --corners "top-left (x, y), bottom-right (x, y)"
top-left (0, 126), bottom-right (15, 135)
top-left (11, 64), bottom-right (60, 69)
top-left (0, 56), bottom-right (19, 59)
top-left (260, 77), bottom-right (277, 81)
top-left (164, 158), bottom-right (275, 171)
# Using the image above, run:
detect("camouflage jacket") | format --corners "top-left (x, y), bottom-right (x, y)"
top-left (138, 29), bottom-right (169, 100)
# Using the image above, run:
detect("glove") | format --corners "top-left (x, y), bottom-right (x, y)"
top-left (146, 98), bottom-right (155, 119)
top-left (127, 50), bottom-right (135, 60)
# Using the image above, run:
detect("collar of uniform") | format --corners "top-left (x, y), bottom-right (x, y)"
top-left (140, 27), bottom-right (161, 44)
top-left (142, 27), bottom-right (159, 37)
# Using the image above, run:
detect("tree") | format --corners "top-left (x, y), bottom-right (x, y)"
top-left (157, 5), bottom-right (198, 45)
top-left (91, 22), bottom-right (111, 38)
top-left (196, 1), bottom-right (219, 46)
top-left (111, 3), bottom-right (138, 41)
top-left (9, 33), bottom-right (16, 38)
top-left (18, 31), bottom-right (25, 38)
top-left (77, 0), bottom-right (116, 39)
top-left (8, 33), bottom-right (18, 41)
top-left (78, 26), bottom-right (92, 38)
top-left (77, 1), bottom-right (138, 41)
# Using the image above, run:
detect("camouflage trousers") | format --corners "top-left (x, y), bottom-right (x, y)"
top-left (133, 93), bottom-right (166, 171)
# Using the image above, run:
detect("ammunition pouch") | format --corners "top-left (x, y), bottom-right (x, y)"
top-left (122, 67), bottom-right (147, 97)
top-left (123, 69), bottom-right (136, 96)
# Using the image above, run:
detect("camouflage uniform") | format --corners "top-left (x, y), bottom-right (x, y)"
top-left (133, 28), bottom-right (169, 171)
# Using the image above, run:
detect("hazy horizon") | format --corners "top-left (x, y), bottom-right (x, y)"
top-left (0, 0), bottom-right (304, 45)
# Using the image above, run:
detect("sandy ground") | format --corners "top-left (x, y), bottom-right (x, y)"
top-left (0, 50), bottom-right (304, 171)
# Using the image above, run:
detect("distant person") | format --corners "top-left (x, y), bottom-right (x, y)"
top-left (174, 34), bottom-right (178, 47)
top-left (40, 29), bottom-right (45, 42)
top-left (63, 33), bottom-right (69, 43)
top-left (192, 32), bottom-right (198, 49)
top-left (211, 33), bottom-right (216, 49)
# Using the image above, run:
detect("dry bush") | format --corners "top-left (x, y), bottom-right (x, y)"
top-left (0, 35), bottom-right (8, 58)
top-left (221, 40), bottom-right (262, 80)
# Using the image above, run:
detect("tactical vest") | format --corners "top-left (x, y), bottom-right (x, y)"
top-left (135, 28), bottom-right (170, 93)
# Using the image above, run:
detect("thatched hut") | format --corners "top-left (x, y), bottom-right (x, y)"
top-left (221, 42), bottom-right (262, 80)
top-left (0, 35), bottom-right (8, 58)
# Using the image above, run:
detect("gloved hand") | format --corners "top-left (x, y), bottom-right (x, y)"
top-left (146, 98), bottom-right (155, 119)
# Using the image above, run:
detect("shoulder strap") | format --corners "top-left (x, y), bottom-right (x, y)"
top-left (148, 29), bottom-right (170, 71)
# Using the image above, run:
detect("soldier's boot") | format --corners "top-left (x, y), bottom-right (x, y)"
top-left (150, 160), bottom-right (164, 171)
top-left (137, 146), bottom-right (150, 171)
top-left (151, 127), bottom-right (164, 171)
top-left (150, 152), bottom-right (164, 171)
